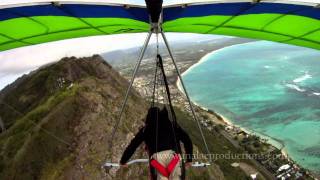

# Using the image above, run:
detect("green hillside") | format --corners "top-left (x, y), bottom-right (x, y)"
top-left (0, 55), bottom-right (260, 179)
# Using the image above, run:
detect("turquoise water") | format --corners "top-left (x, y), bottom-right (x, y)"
top-left (181, 41), bottom-right (320, 173)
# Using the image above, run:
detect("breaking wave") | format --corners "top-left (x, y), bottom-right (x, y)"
top-left (285, 83), bottom-right (306, 92)
top-left (293, 71), bottom-right (312, 83)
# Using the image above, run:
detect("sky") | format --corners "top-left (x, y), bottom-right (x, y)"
top-left (0, 33), bottom-right (226, 90)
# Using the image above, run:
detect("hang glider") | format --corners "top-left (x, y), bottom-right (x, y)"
top-left (1, 0), bottom-right (320, 51)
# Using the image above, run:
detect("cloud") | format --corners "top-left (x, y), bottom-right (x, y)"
top-left (0, 33), bottom-right (225, 90)
top-left (0, 33), bottom-right (148, 74)
top-left (0, 33), bottom-right (150, 89)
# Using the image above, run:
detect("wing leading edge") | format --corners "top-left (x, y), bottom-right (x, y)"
top-left (1, 1), bottom-right (320, 51)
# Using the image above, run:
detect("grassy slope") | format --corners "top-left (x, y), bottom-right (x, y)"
top-left (0, 56), bottom-right (149, 179)
top-left (0, 86), bottom-right (79, 179)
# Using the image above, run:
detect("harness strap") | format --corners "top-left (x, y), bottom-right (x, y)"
top-left (150, 154), bottom-right (180, 178)
top-left (167, 154), bottom-right (180, 173)
top-left (150, 160), bottom-right (169, 177)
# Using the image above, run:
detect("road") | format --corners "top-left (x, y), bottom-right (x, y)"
top-left (219, 130), bottom-right (276, 180)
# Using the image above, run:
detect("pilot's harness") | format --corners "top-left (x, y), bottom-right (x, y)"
top-left (105, 24), bottom-right (212, 179)
top-left (150, 153), bottom-right (180, 178)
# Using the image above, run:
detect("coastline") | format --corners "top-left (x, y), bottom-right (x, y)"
top-left (181, 43), bottom-right (244, 76)
top-left (174, 46), bottom-right (309, 176)
top-left (176, 43), bottom-right (287, 151)
top-left (178, 77), bottom-right (287, 153)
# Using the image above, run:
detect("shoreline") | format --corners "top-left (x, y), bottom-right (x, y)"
top-left (176, 43), bottom-right (287, 152)
top-left (178, 79), bottom-right (287, 153)
top-left (181, 43), bottom-right (244, 76)
top-left (174, 45), bottom-right (318, 177)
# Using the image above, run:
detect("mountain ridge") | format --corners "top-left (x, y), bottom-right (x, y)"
top-left (0, 55), bottom-right (149, 179)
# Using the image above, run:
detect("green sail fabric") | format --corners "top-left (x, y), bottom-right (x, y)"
top-left (163, 14), bottom-right (320, 50)
top-left (1, 1), bottom-right (320, 51)
top-left (0, 17), bottom-right (149, 51)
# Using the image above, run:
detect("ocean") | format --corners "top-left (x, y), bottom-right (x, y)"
top-left (179, 41), bottom-right (320, 174)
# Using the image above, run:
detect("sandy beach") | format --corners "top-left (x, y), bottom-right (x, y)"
top-left (176, 47), bottom-right (293, 168)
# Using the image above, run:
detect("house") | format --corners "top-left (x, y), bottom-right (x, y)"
top-left (278, 164), bottom-right (290, 172)
top-left (250, 173), bottom-right (258, 180)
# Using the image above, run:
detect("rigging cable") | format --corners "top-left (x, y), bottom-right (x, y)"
top-left (151, 56), bottom-right (158, 107)
top-left (160, 31), bottom-right (212, 162)
top-left (109, 30), bottom-right (153, 152)
top-left (158, 63), bottom-right (186, 179)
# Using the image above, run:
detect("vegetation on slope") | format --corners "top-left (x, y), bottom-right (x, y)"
top-left (0, 55), bottom-right (264, 180)
top-left (0, 56), bottom-right (149, 179)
